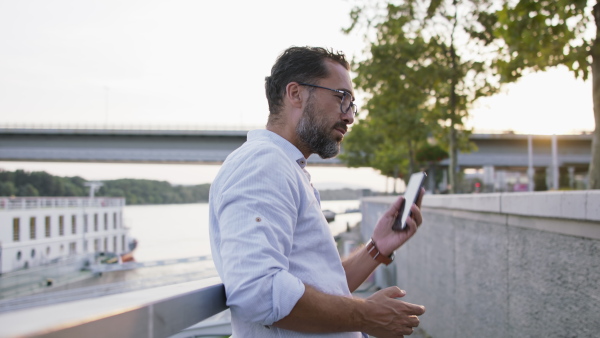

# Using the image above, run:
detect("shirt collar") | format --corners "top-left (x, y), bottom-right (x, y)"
top-left (247, 129), bottom-right (308, 169)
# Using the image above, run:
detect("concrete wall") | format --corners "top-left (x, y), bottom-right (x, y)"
top-left (360, 191), bottom-right (600, 338)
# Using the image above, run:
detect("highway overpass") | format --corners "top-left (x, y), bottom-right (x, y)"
top-left (0, 127), bottom-right (592, 170)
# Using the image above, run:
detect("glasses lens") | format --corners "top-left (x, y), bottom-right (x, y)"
top-left (341, 94), bottom-right (358, 116)
top-left (341, 94), bottom-right (352, 113)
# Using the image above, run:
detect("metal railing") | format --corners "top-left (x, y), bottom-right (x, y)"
top-left (0, 197), bottom-right (125, 210)
top-left (0, 122), bottom-right (264, 131)
top-left (0, 277), bottom-right (228, 338)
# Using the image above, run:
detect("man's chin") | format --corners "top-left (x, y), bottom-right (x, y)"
top-left (318, 153), bottom-right (339, 160)
top-left (317, 143), bottom-right (341, 159)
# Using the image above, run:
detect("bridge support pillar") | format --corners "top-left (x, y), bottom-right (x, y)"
top-left (568, 166), bottom-right (575, 189)
top-left (483, 165), bottom-right (495, 192)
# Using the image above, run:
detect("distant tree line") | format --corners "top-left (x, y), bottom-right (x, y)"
top-left (0, 170), bottom-right (210, 205)
top-left (0, 169), bottom-right (369, 204)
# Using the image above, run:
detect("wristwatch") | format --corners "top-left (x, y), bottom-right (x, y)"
top-left (366, 239), bottom-right (395, 265)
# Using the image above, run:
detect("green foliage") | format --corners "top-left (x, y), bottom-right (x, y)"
top-left (491, 0), bottom-right (599, 189)
top-left (493, 0), bottom-right (591, 82)
top-left (0, 181), bottom-right (17, 196)
top-left (0, 169), bottom-right (86, 197)
top-left (415, 144), bottom-right (448, 163)
top-left (0, 169), bottom-right (211, 204)
top-left (343, 0), bottom-right (499, 191)
top-left (339, 120), bottom-right (382, 168)
top-left (97, 179), bottom-right (210, 205)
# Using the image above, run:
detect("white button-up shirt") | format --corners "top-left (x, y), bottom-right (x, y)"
top-left (209, 129), bottom-right (362, 337)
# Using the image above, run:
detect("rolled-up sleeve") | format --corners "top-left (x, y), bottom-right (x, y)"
top-left (214, 147), bottom-right (306, 325)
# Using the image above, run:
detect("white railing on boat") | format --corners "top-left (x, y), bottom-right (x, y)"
top-left (0, 197), bottom-right (125, 210)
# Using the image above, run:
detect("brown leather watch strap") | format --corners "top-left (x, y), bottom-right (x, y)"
top-left (366, 239), bottom-right (394, 266)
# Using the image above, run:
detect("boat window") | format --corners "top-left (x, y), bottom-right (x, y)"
top-left (94, 214), bottom-right (98, 232)
top-left (72, 215), bottom-right (77, 234)
top-left (45, 216), bottom-right (51, 237)
top-left (16, 251), bottom-right (21, 260)
top-left (104, 213), bottom-right (108, 230)
top-left (13, 218), bottom-right (20, 242)
top-left (113, 212), bottom-right (117, 229)
top-left (59, 216), bottom-right (64, 236)
top-left (30, 217), bottom-right (36, 240)
top-left (31, 249), bottom-right (35, 258)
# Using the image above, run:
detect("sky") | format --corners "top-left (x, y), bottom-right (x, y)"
top-left (0, 0), bottom-right (595, 191)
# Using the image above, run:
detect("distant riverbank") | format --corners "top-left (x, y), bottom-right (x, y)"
top-left (0, 169), bottom-right (373, 205)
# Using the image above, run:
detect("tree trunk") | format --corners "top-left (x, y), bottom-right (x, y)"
top-left (449, 45), bottom-right (458, 194)
top-left (393, 165), bottom-right (399, 194)
top-left (407, 139), bottom-right (416, 175)
top-left (448, 0), bottom-right (459, 194)
top-left (449, 124), bottom-right (457, 193)
top-left (590, 2), bottom-right (600, 189)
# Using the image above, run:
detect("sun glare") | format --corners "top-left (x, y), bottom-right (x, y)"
top-left (467, 67), bottom-right (594, 135)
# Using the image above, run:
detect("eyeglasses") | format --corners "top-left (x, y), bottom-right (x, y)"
top-left (298, 82), bottom-right (358, 117)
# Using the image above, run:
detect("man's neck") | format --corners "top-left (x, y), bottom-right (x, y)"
top-left (266, 123), bottom-right (311, 159)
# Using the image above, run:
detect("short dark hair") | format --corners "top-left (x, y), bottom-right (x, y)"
top-left (265, 46), bottom-right (349, 117)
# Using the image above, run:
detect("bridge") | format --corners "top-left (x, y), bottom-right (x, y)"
top-left (0, 125), bottom-right (592, 171)
top-left (0, 126), bottom-right (340, 166)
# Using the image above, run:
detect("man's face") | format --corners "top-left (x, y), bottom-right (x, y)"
top-left (296, 60), bottom-right (355, 159)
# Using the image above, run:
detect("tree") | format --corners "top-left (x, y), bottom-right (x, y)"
top-left (17, 183), bottom-right (39, 197)
top-left (344, 0), bottom-right (497, 193)
top-left (0, 181), bottom-right (17, 196)
top-left (492, 0), bottom-right (599, 189)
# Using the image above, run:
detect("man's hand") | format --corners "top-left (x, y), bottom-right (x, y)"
top-left (371, 188), bottom-right (425, 256)
top-left (360, 287), bottom-right (425, 337)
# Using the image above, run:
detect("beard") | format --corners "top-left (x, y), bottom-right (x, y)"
top-left (296, 96), bottom-right (344, 159)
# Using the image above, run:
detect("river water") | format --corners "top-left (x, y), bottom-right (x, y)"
top-left (123, 200), bottom-right (362, 262)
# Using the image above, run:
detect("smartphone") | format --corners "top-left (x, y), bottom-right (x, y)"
top-left (392, 171), bottom-right (427, 231)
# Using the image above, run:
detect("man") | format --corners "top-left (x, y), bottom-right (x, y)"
top-left (209, 46), bottom-right (426, 337)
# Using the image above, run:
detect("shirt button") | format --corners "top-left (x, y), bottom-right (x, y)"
top-left (256, 217), bottom-right (262, 222)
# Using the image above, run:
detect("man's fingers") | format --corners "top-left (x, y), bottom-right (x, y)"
top-left (416, 187), bottom-right (425, 208)
top-left (406, 303), bottom-right (426, 316)
top-left (380, 287), bottom-right (426, 315)
top-left (386, 196), bottom-right (405, 218)
top-left (406, 315), bottom-right (420, 327)
top-left (381, 286), bottom-right (406, 298)
top-left (410, 204), bottom-right (422, 226)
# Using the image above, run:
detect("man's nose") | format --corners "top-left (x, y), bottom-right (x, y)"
top-left (342, 112), bottom-right (354, 125)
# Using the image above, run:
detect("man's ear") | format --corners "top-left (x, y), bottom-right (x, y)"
top-left (285, 82), bottom-right (304, 109)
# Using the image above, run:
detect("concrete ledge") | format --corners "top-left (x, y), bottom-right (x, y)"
top-left (363, 191), bottom-right (600, 240)
top-left (411, 191), bottom-right (600, 222)
top-left (425, 208), bottom-right (507, 225)
top-left (587, 190), bottom-right (600, 221)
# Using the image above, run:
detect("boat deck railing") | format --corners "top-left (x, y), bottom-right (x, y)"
top-left (0, 197), bottom-right (125, 210)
